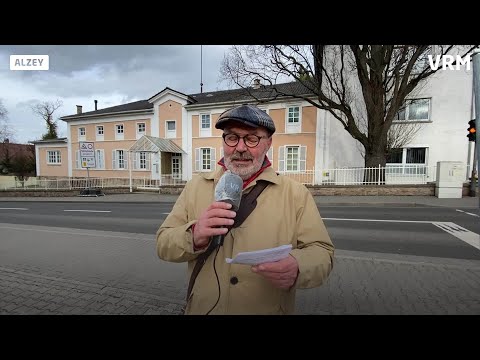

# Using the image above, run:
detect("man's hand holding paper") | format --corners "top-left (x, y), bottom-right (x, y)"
top-left (251, 254), bottom-right (299, 290)
top-left (225, 244), bottom-right (299, 290)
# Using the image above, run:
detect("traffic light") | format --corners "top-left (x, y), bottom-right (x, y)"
top-left (467, 119), bottom-right (476, 142)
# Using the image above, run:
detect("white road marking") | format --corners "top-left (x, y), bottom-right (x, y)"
top-left (324, 217), bottom-right (480, 250)
top-left (433, 222), bottom-right (480, 250)
top-left (455, 209), bottom-right (479, 218)
top-left (161, 212), bottom-right (170, 215)
top-left (63, 210), bottom-right (111, 213)
top-left (323, 218), bottom-right (433, 223)
top-left (0, 208), bottom-right (28, 210)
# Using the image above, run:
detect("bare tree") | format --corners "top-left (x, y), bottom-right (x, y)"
top-left (220, 45), bottom-right (478, 182)
top-left (31, 99), bottom-right (63, 140)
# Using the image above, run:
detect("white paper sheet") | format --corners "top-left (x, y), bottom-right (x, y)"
top-left (225, 244), bottom-right (292, 265)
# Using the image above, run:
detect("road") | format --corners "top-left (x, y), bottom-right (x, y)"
top-left (1, 201), bottom-right (478, 259)
top-left (1, 201), bottom-right (479, 315)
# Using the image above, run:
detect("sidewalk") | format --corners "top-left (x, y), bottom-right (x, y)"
top-left (0, 192), bottom-right (478, 208)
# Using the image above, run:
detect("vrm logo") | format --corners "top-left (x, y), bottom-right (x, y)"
top-left (427, 54), bottom-right (471, 71)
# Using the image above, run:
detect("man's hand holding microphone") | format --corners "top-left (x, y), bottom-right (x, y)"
top-left (192, 202), bottom-right (237, 250)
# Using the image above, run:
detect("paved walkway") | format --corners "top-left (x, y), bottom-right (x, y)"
top-left (0, 222), bottom-right (479, 315)
top-left (1, 192), bottom-right (478, 208)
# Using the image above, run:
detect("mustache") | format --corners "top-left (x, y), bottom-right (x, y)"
top-left (230, 153), bottom-right (253, 161)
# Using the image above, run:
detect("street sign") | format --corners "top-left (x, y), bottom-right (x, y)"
top-left (82, 157), bottom-right (96, 168)
top-left (79, 141), bottom-right (95, 168)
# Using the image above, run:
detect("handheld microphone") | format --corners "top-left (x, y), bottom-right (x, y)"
top-left (211, 170), bottom-right (243, 247)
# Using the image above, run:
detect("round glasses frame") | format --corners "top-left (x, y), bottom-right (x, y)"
top-left (222, 133), bottom-right (268, 148)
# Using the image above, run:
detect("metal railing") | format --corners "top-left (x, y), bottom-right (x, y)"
top-left (277, 165), bottom-right (438, 186)
top-left (3, 175), bottom-right (187, 190)
top-left (4, 164), bottom-right (474, 189)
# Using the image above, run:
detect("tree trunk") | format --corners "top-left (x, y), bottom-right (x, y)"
top-left (364, 149), bottom-right (387, 184)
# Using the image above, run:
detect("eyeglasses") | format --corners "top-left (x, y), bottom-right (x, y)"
top-left (222, 133), bottom-right (268, 148)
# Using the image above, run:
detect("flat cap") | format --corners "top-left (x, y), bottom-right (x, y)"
top-left (215, 104), bottom-right (276, 134)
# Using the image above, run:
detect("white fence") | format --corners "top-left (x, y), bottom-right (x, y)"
top-left (2, 164), bottom-right (474, 190)
top-left (2, 175), bottom-right (186, 190)
top-left (278, 165), bottom-right (439, 186)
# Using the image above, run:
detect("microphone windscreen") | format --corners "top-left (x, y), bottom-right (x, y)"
top-left (214, 170), bottom-right (243, 211)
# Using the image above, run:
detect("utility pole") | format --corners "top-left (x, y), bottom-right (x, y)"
top-left (472, 50), bottom-right (480, 203)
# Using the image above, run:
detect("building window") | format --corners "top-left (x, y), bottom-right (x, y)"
top-left (200, 114), bottom-right (211, 137)
top-left (172, 154), bottom-right (181, 179)
top-left (47, 150), bottom-right (61, 164)
top-left (286, 147), bottom-right (299, 171)
top-left (79, 127), bottom-right (86, 140)
top-left (166, 120), bottom-right (176, 139)
top-left (278, 145), bottom-right (306, 172)
top-left (387, 147), bottom-right (427, 174)
top-left (115, 124), bottom-right (124, 140)
top-left (95, 149), bottom-right (104, 169)
top-left (286, 105), bottom-right (301, 133)
top-left (195, 147), bottom-right (215, 171)
top-left (394, 99), bottom-right (430, 122)
top-left (112, 149), bottom-right (127, 169)
top-left (132, 151), bottom-right (150, 170)
top-left (96, 126), bottom-right (104, 141)
top-left (137, 123), bottom-right (146, 139)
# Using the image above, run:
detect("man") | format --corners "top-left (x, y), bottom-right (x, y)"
top-left (156, 104), bottom-right (334, 315)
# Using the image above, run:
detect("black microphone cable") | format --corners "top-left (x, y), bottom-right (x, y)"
top-left (206, 245), bottom-right (221, 315)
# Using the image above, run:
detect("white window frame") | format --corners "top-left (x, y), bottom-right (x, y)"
top-left (195, 147), bottom-right (216, 172)
top-left (171, 154), bottom-right (182, 179)
top-left (78, 127), bottom-right (86, 141)
top-left (115, 124), bottom-right (124, 140)
top-left (166, 120), bottom-right (176, 139)
top-left (75, 150), bottom-right (80, 169)
top-left (200, 113), bottom-right (211, 137)
top-left (133, 151), bottom-right (150, 170)
top-left (285, 105), bottom-right (302, 134)
top-left (393, 98), bottom-right (431, 122)
top-left (278, 145), bottom-right (306, 172)
top-left (386, 147), bottom-right (428, 175)
top-left (95, 149), bottom-right (105, 169)
top-left (47, 150), bottom-right (61, 165)
top-left (136, 122), bottom-right (146, 139)
top-left (112, 149), bottom-right (127, 170)
top-left (96, 125), bottom-right (104, 141)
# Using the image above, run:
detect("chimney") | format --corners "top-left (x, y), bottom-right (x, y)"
top-left (76, 105), bottom-right (82, 114)
top-left (94, 100), bottom-right (98, 111)
top-left (252, 78), bottom-right (261, 89)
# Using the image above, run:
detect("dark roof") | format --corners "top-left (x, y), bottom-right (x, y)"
top-left (60, 81), bottom-right (314, 121)
top-left (61, 100), bottom-right (153, 120)
top-left (188, 81), bottom-right (314, 106)
top-left (29, 137), bottom-right (68, 144)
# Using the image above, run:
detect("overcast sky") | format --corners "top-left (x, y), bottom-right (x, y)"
top-left (0, 45), bottom-right (232, 144)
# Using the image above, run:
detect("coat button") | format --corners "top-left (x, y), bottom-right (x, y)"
top-left (230, 276), bottom-right (238, 285)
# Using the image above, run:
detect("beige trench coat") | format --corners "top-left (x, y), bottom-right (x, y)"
top-left (156, 166), bottom-right (334, 315)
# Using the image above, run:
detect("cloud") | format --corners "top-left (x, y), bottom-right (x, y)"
top-left (0, 45), bottom-right (231, 143)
